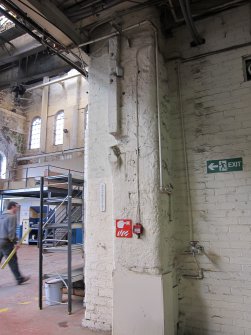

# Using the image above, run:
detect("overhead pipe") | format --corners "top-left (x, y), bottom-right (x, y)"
top-left (26, 73), bottom-right (82, 91)
top-left (67, 0), bottom-right (143, 21)
top-left (169, 0), bottom-right (248, 24)
top-left (185, 0), bottom-right (204, 42)
top-left (16, 147), bottom-right (84, 161)
top-left (168, 0), bottom-right (183, 23)
top-left (179, 0), bottom-right (205, 46)
top-left (78, 21), bottom-right (156, 47)
top-left (83, 0), bottom-right (163, 33)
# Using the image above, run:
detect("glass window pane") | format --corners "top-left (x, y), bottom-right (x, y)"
top-left (30, 117), bottom-right (41, 149)
top-left (55, 111), bottom-right (64, 145)
top-left (0, 152), bottom-right (6, 179)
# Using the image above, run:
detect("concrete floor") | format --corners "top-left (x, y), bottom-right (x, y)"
top-left (0, 245), bottom-right (108, 335)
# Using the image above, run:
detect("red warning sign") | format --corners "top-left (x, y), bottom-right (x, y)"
top-left (115, 219), bottom-right (133, 238)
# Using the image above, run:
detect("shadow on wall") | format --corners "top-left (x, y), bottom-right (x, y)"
top-left (178, 278), bottom-right (207, 335)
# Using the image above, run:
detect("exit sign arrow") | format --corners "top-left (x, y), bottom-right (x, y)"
top-left (208, 163), bottom-right (218, 171)
top-left (207, 158), bottom-right (243, 174)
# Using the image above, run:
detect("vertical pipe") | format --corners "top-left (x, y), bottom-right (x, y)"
top-left (67, 173), bottom-right (72, 314)
top-left (135, 48), bottom-right (141, 223)
top-left (0, 194), bottom-right (3, 214)
top-left (179, 0), bottom-right (204, 45)
top-left (7, 170), bottom-right (10, 189)
top-left (39, 176), bottom-right (44, 310)
top-left (25, 168), bottom-right (28, 188)
top-left (154, 28), bottom-right (163, 191)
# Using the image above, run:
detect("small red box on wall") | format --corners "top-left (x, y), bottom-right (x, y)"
top-left (115, 219), bottom-right (133, 238)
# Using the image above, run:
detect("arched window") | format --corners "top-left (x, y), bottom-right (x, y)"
top-left (54, 111), bottom-right (64, 145)
top-left (0, 152), bottom-right (6, 179)
top-left (30, 117), bottom-right (41, 149)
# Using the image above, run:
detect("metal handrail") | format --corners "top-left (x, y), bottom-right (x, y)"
top-left (1, 164), bottom-right (84, 179)
top-left (0, 164), bottom-right (84, 191)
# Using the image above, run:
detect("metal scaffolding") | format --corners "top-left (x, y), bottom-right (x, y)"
top-left (38, 172), bottom-right (84, 314)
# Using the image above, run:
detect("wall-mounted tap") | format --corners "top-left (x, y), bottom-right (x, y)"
top-left (190, 240), bottom-right (204, 255)
top-left (182, 241), bottom-right (204, 280)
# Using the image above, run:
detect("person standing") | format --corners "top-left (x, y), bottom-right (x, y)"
top-left (0, 201), bottom-right (30, 285)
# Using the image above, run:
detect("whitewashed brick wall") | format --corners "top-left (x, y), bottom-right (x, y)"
top-left (82, 50), bottom-right (114, 331)
top-left (83, 9), bottom-right (175, 333)
top-left (166, 4), bottom-right (251, 335)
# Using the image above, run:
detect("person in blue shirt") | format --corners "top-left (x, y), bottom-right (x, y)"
top-left (0, 201), bottom-right (30, 285)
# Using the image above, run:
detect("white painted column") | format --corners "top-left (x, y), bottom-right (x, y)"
top-left (82, 50), bottom-right (115, 332)
top-left (83, 10), bottom-right (176, 335)
top-left (40, 77), bottom-right (49, 155)
top-left (83, 30), bottom-right (175, 335)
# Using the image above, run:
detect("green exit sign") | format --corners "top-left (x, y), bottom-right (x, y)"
top-left (207, 158), bottom-right (243, 174)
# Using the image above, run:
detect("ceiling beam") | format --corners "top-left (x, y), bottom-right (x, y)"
top-left (0, 53), bottom-right (71, 88)
top-left (12, 0), bottom-right (83, 45)
top-left (0, 26), bottom-right (26, 45)
top-left (0, 33), bottom-right (44, 66)
top-left (0, 2), bottom-right (88, 77)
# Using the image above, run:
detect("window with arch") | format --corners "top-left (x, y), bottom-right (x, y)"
top-left (30, 117), bottom-right (41, 149)
top-left (54, 111), bottom-right (64, 145)
top-left (0, 152), bottom-right (6, 179)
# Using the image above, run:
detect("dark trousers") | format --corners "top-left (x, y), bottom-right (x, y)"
top-left (0, 239), bottom-right (23, 284)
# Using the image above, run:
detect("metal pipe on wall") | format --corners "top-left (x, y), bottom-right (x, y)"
top-left (27, 73), bottom-right (83, 91)
top-left (16, 147), bottom-right (84, 161)
top-left (78, 20), bottom-right (156, 47)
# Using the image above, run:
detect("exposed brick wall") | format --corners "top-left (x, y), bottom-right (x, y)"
top-left (166, 3), bottom-right (251, 335)
top-left (0, 107), bottom-right (26, 174)
top-left (82, 51), bottom-right (113, 332)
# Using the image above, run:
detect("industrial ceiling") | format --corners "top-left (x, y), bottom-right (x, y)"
top-left (0, 0), bottom-right (248, 88)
